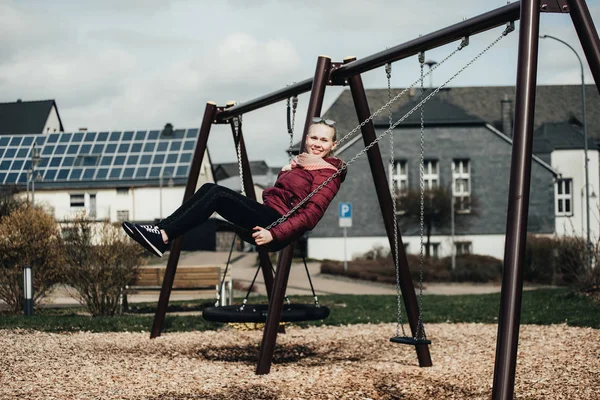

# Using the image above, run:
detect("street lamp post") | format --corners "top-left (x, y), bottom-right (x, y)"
top-left (30, 143), bottom-right (41, 205)
top-left (540, 34), bottom-right (591, 268)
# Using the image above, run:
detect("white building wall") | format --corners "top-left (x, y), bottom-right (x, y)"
top-left (42, 106), bottom-right (62, 133)
top-left (22, 149), bottom-right (215, 223)
top-left (132, 186), bottom-right (185, 221)
top-left (551, 149), bottom-right (600, 242)
top-left (30, 186), bottom-right (188, 223)
top-left (308, 234), bottom-right (507, 261)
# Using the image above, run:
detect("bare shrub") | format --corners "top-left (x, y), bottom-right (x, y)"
top-left (353, 245), bottom-right (389, 261)
top-left (0, 205), bottom-right (64, 313)
top-left (62, 216), bottom-right (146, 316)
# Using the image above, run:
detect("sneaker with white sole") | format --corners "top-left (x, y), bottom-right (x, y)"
top-left (122, 221), bottom-right (137, 239)
top-left (123, 222), bottom-right (168, 257)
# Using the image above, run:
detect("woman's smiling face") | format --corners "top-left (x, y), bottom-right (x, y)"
top-left (305, 124), bottom-right (337, 158)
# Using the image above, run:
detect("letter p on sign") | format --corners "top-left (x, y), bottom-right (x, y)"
top-left (339, 202), bottom-right (352, 228)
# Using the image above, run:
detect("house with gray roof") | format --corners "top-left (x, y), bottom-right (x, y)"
top-left (0, 99), bottom-right (64, 135)
top-left (304, 84), bottom-right (600, 261)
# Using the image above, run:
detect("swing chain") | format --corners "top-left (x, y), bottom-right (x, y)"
top-left (234, 114), bottom-right (246, 197)
top-left (287, 93), bottom-right (298, 160)
top-left (264, 29), bottom-right (510, 232)
top-left (416, 54), bottom-right (427, 340)
top-left (387, 60), bottom-right (407, 337)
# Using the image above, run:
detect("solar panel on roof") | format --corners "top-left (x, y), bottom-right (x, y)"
top-left (0, 129), bottom-right (197, 185)
top-left (186, 129), bottom-right (198, 138)
top-left (17, 148), bottom-right (29, 158)
top-left (84, 132), bottom-right (96, 142)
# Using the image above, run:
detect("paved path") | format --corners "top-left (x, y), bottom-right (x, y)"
top-left (42, 251), bottom-right (548, 307)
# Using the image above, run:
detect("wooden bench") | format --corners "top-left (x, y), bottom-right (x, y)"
top-left (125, 265), bottom-right (232, 306)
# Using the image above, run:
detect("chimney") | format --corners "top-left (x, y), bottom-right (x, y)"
top-left (162, 123), bottom-right (174, 137)
top-left (501, 94), bottom-right (513, 137)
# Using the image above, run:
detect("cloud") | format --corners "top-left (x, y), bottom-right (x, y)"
top-left (48, 32), bottom-right (302, 136)
top-left (0, 2), bottom-right (70, 62)
top-left (1, 0), bottom-right (598, 167)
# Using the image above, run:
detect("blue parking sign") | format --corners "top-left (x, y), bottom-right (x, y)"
top-left (339, 202), bottom-right (352, 227)
top-left (339, 202), bottom-right (352, 218)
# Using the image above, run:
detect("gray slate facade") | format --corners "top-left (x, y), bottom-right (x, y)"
top-left (302, 84), bottom-right (600, 247)
top-left (311, 123), bottom-right (555, 239)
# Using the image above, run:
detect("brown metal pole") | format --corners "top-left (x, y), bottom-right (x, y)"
top-left (300, 56), bottom-right (333, 148)
top-left (567, 0), bottom-right (600, 94)
top-left (256, 56), bottom-right (332, 375)
top-left (150, 102), bottom-right (217, 339)
top-left (226, 103), bottom-right (277, 300)
top-left (344, 57), bottom-right (432, 367)
top-left (492, 1), bottom-right (540, 399)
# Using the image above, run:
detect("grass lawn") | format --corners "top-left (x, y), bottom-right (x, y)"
top-left (0, 289), bottom-right (598, 333)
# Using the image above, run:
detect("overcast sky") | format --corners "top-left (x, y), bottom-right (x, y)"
top-left (1, 0), bottom-right (598, 166)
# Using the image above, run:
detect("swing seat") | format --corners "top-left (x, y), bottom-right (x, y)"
top-left (390, 336), bottom-right (431, 345)
top-left (202, 303), bottom-right (330, 323)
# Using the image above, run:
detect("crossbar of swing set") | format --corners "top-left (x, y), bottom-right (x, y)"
top-left (216, 2), bottom-right (520, 122)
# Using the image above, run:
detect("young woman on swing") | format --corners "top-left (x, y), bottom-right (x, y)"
top-left (123, 118), bottom-right (346, 257)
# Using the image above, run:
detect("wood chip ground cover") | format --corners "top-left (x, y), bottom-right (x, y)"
top-left (1, 323), bottom-right (598, 399)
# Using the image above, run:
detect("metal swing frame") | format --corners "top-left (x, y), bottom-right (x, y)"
top-left (148, 1), bottom-right (600, 399)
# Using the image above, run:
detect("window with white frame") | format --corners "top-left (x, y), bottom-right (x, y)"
top-left (70, 194), bottom-right (85, 208)
top-left (116, 210), bottom-right (129, 221)
top-left (455, 241), bottom-right (472, 255)
top-left (423, 160), bottom-right (439, 189)
top-left (390, 160), bottom-right (408, 214)
top-left (390, 160), bottom-right (408, 195)
top-left (555, 178), bottom-right (573, 216)
top-left (453, 159), bottom-right (471, 212)
top-left (430, 242), bottom-right (440, 259)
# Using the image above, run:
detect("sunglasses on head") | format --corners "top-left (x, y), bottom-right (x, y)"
top-left (312, 117), bottom-right (336, 127)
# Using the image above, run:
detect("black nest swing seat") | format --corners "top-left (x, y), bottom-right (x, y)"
top-left (202, 303), bottom-right (330, 323)
top-left (202, 222), bottom-right (329, 324)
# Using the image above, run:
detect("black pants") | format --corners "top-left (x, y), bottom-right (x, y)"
top-left (156, 183), bottom-right (281, 245)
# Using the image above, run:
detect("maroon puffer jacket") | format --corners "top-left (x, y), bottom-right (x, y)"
top-left (263, 157), bottom-right (346, 245)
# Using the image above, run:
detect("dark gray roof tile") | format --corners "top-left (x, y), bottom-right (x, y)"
top-left (0, 100), bottom-right (64, 135)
